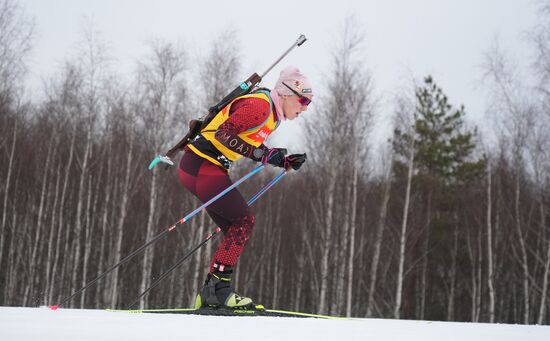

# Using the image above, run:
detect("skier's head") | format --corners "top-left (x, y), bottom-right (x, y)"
top-left (275, 66), bottom-right (313, 121)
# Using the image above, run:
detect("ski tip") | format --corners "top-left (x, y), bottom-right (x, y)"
top-left (49, 305), bottom-right (59, 311)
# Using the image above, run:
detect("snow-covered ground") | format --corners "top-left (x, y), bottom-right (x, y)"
top-left (1, 306), bottom-right (549, 341)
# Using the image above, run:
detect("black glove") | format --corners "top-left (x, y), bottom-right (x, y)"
top-left (252, 147), bottom-right (287, 167)
top-left (283, 153), bottom-right (307, 170)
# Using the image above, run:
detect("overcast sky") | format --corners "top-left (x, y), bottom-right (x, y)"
top-left (18, 0), bottom-right (541, 149)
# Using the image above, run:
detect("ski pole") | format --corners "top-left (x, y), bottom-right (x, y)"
top-left (51, 164), bottom-right (265, 310)
top-left (247, 169), bottom-right (287, 205)
top-left (126, 169), bottom-right (287, 309)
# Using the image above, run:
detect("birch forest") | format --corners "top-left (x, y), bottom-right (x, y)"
top-left (3, 0), bottom-right (550, 323)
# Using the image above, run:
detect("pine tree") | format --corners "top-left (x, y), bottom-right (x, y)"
top-left (394, 76), bottom-right (485, 185)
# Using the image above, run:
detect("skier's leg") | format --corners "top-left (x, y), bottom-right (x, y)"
top-left (179, 150), bottom-right (256, 269)
top-left (179, 151), bottom-right (257, 308)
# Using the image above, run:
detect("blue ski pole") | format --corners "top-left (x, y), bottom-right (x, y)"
top-left (51, 164), bottom-right (265, 310)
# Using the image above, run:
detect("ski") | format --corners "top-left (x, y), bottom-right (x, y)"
top-left (108, 306), bottom-right (345, 320)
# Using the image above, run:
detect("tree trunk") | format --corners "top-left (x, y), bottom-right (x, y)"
top-left (109, 132), bottom-right (134, 307)
top-left (447, 224), bottom-right (459, 321)
top-left (366, 164), bottom-right (392, 317)
top-left (28, 135), bottom-right (55, 304)
top-left (487, 161), bottom-right (496, 323)
top-left (80, 172), bottom-right (95, 307)
top-left (466, 223), bottom-right (483, 322)
top-left (346, 163), bottom-right (358, 317)
top-left (514, 172), bottom-right (530, 324)
top-left (71, 130), bottom-right (92, 305)
top-left (44, 160), bottom-right (62, 304)
top-left (537, 196), bottom-right (549, 325)
top-left (419, 191), bottom-right (432, 320)
top-left (395, 142), bottom-right (415, 319)
top-left (318, 172), bottom-right (336, 315)
top-left (5, 177), bottom-right (20, 304)
top-left (139, 167), bottom-right (159, 309)
top-left (49, 131), bottom-right (76, 305)
top-left (334, 177), bottom-right (349, 315)
top-left (95, 142), bottom-right (113, 307)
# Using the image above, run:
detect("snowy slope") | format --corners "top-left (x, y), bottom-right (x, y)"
top-left (1, 306), bottom-right (549, 341)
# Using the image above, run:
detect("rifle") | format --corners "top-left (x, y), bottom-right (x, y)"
top-left (148, 34), bottom-right (307, 170)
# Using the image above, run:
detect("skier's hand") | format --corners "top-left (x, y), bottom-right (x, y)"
top-left (283, 153), bottom-right (307, 171)
top-left (253, 147), bottom-right (287, 167)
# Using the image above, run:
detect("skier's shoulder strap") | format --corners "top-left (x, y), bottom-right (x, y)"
top-left (249, 87), bottom-right (272, 101)
top-left (165, 89), bottom-right (273, 159)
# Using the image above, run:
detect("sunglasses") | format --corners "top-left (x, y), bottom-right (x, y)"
top-left (282, 82), bottom-right (312, 106)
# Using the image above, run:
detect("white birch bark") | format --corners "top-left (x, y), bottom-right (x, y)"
top-left (96, 139), bottom-right (114, 306)
top-left (486, 161), bottom-right (496, 323)
top-left (466, 224), bottom-right (483, 322)
top-left (109, 132), bottom-right (134, 307)
top-left (71, 129), bottom-right (92, 301)
top-left (334, 180), bottom-right (349, 315)
top-left (345, 163), bottom-right (358, 317)
top-left (44, 159), bottom-right (62, 303)
top-left (139, 166), bottom-right (159, 309)
top-left (366, 162), bottom-right (392, 317)
top-left (514, 173), bottom-right (530, 324)
top-left (49, 131), bottom-right (76, 305)
top-left (28, 135), bottom-right (55, 303)
top-left (318, 171), bottom-right (336, 315)
top-left (538, 198), bottom-right (550, 325)
top-left (475, 228), bottom-right (483, 322)
top-left (80, 171), bottom-right (94, 307)
top-left (394, 141), bottom-right (415, 319)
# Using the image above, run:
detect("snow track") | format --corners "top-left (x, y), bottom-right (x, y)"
top-left (1, 306), bottom-right (549, 341)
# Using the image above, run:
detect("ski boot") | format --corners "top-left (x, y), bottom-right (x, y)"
top-left (195, 266), bottom-right (263, 311)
